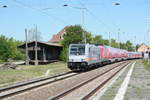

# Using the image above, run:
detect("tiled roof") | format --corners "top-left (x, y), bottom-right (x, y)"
top-left (49, 26), bottom-right (70, 43)
top-left (18, 41), bottom-right (62, 48)
top-left (138, 44), bottom-right (150, 52)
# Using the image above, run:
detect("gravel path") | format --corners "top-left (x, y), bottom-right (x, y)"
top-left (125, 60), bottom-right (150, 100)
top-left (3, 62), bottom-right (125, 100)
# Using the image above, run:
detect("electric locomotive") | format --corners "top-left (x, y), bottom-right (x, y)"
top-left (68, 44), bottom-right (100, 71)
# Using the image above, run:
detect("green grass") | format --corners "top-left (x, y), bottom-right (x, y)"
top-left (0, 61), bottom-right (70, 87)
top-left (124, 96), bottom-right (129, 100)
top-left (142, 60), bottom-right (150, 72)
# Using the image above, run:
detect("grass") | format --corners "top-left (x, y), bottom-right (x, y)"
top-left (0, 61), bottom-right (70, 87)
top-left (142, 60), bottom-right (150, 72)
top-left (147, 83), bottom-right (150, 86)
top-left (124, 96), bottom-right (129, 100)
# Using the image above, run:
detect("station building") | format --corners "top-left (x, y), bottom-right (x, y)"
top-left (18, 26), bottom-right (70, 64)
top-left (18, 41), bottom-right (62, 64)
top-left (137, 44), bottom-right (150, 59)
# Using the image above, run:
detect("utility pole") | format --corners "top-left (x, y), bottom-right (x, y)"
top-left (25, 29), bottom-right (29, 65)
top-left (118, 28), bottom-right (120, 49)
top-left (147, 30), bottom-right (150, 64)
top-left (82, 9), bottom-right (86, 44)
top-left (109, 32), bottom-right (111, 46)
top-left (35, 26), bottom-right (38, 66)
top-left (134, 35), bottom-right (136, 52)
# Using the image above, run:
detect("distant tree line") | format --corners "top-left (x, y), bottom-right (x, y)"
top-left (0, 35), bottom-right (25, 62)
top-left (0, 25), bottom-right (140, 63)
top-left (60, 25), bottom-right (140, 62)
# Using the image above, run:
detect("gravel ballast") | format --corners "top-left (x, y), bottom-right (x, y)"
top-left (3, 62), bottom-right (126, 100)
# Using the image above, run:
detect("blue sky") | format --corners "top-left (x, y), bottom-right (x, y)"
top-left (0, 0), bottom-right (150, 45)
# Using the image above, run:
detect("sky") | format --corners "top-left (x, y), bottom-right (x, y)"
top-left (0, 0), bottom-right (150, 45)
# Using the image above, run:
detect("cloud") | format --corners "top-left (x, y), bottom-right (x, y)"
top-left (145, 18), bottom-right (150, 20)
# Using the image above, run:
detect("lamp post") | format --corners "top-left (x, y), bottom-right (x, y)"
top-left (2, 5), bottom-right (7, 8)
top-left (1, 4), bottom-right (7, 8)
top-left (113, 3), bottom-right (120, 5)
top-left (63, 4), bottom-right (87, 44)
top-left (106, 32), bottom-right (111, 46)
top-left (113, 3), bottom-right (121, 48)
top-left (118, 28), bottom-right (120, 49)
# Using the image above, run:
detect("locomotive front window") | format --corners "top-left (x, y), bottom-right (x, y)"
top-left (70, 45), bottom-right (85, 55)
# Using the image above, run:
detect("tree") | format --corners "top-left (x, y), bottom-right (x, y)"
top-left (91, 35), bottom-right (104, 45)
top-left (61, 25), bottom-right (83, 47)
top-left (111, 39), bottom-right (118, 48)
top-left (136, 44), bottom-right (140, 51)
top-left (120, 43), bottom-right (127, 50)
top-left (103, 39), bottom-right (109, 45)
top-left (60, 25), bottom-right (93, 61)
top-left (85, 31), bottom-right (93, 44)
top-left (126, 40), bottom-right (134, 51)
top-left (61, 25), bottom-right (93, 47)
top-left (0, 35), bottom-right (25, 62)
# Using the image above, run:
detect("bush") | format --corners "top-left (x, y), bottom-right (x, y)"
top-left (59, 47), bottom-right (68, 62)
top-left (0, 35), bottom-right (25, 62)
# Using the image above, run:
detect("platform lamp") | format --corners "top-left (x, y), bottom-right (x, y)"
top-left (63, 4), bottom-right (87, 44)
top-left (113, 2), bottom-right (121, 48)
top-left (2, 5), bottom-right (7, 8)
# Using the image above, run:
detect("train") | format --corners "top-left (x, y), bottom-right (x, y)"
top-left (67, 44), bottom-right (142, 71)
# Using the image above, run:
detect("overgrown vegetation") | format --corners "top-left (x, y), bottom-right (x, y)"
top-left (60, 25), bottom-right (138, 62)
top-left (142, 60), bottom-right (150, 72)
top-left (0, 62), bottom-right (69, 87)
top-left (0, 35), bottom-right (25, 62)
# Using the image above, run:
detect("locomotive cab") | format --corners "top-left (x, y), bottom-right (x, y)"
top-left (68, 44), bottom-right (88, 71)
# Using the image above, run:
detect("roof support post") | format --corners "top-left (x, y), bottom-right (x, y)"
top-left (35, 26), bottom-right (38, 66)
top-left (25, 28), bottom-right (29, 65)
top-left (43, 48), bottom-right (46, 62)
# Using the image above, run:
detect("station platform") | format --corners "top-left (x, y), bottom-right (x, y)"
top-left (94, 60), bottom-right (150, 100)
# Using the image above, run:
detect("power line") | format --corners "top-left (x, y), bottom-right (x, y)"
top-left (101, 0), bottom-right (119, 28)
top-left (12, 0), bottom-right (67, 24)
top-left (77, 0), bottom-right (116, 33)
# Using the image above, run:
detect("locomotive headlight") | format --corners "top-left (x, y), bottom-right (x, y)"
top-left (69, 59), bottom-right (74, 62)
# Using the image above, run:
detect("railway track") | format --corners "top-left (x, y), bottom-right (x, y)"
top-left (0, 61), bottom-right (131, 100)
top-left (0, 71), bottom-right (79, 99)
top-left (49, 61), bottom-right (131, 100)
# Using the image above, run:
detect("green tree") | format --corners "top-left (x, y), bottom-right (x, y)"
top-left (60, 25), bottom-right (93, 61)
top-left (0, 35), bottom-right (25, 62)
top-left (111, 39), bottom-right (118, 48)
top-left (136, 44), bottom-right (140, 51)
top-left (59, 47), bottom-right (68, 62)
top-left (103, 39), bottom-right (109, 45)
top-left (61, 25), bottom-right (83, 47)
top-left (120, 43), bottom-right (127, 50)
top-left (85, 31), bottom-right (93, 44)
top-left (91, 35), bottom-right (104, 45)
top-left (126, 40), bottom-right (134, 51)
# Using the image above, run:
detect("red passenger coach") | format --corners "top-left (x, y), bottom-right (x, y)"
top-left (99, 46), bottom-right (110, 61)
